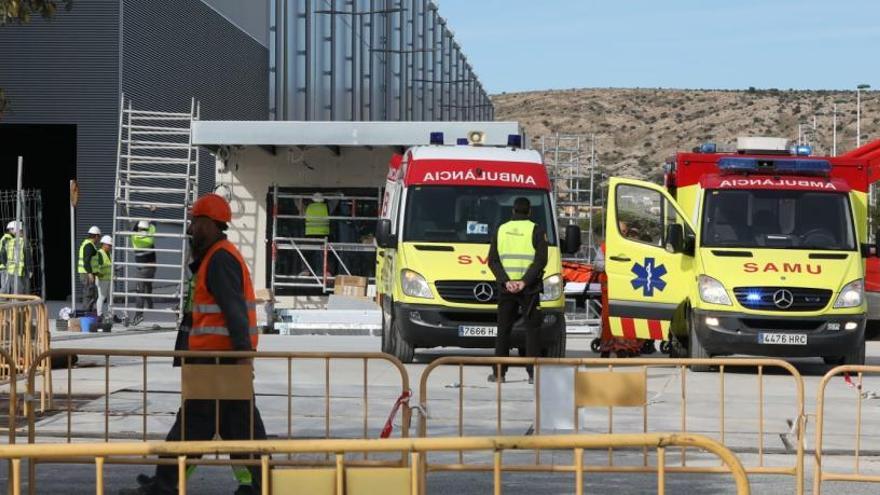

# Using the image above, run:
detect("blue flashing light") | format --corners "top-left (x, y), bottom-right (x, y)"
top-left (507, 134), bottom-right (523, 148)
top-left (717, 157), bottom-right (760, 173)
top-left (429, 132), bottom-right (444, 145)
top-left (746, 291), bottom-right (762, 303)
top-left (456, 138), bottom-right (469, 146)
top-left (700, 142), bottom-right (717, 153)
top-left (718, 157), bottom-right (831, 176)
top-left (794, 145), bottom-right (813, 156)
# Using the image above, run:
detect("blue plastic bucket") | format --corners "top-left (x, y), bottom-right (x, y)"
top-left (81, 316), bottom-right (98, 333)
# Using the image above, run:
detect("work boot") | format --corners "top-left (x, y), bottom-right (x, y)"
top-left (487, 373), bottom-right (505, 383)
top-left (528, 375), bottom-right (534, 385)
top-left (118, 476), bottom-right (174, 495)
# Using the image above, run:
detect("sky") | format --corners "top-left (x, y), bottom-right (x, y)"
top-left (438, 0), bottom-right (880, 94)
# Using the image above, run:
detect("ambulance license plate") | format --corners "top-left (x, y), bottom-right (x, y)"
top-left (459, 325), bottom-right (497, 337)
top-left (758, 333), bottom-right (807, 345)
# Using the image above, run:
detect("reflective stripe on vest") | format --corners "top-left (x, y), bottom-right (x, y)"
top-left (304, 202), bottom-right (330, 236)
top-left (5, 237), bottom-right (24, 276)
top-left (189, 239), bottom-right (259, 351)
top-left (497, 220), bottom-right (536, 280)
top-left (91, 249), bottom-right (112, 280)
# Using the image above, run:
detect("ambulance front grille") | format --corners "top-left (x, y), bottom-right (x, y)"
top-left (733, 287), bottom-right (832, 312)
top-left (435, 280), bottom-right (498, 304)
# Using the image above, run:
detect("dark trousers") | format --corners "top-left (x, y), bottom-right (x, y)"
top-left (494, 292), bottom-right (542, 377)
top-left (136, 266), bottom-right (155, 317)
top-left (79, 273), bottom-right (97, 312)
top-left (153, 398), bottom-right (268, 490)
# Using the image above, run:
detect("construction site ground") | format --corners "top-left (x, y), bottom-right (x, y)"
top-left (5, 329), bottom-right (880, 494)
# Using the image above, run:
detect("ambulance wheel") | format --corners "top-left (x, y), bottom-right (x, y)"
top-left (517, 347), bottom-right (527, 357)
top-left (391, 319), bottom-right (415, 364)
top-left (825, 340), bottom-right (866, 366)
top-left (687, 313), bottom-right (711, 372)
top-left (590, 338), bottom-right (601, 353)
top-left (544, 332), bottom-right (566, 358)
top-left (659, 341), bottom-right (672, 355)
top-left (380, 311), bottom-right (393, 355)
top-left (641, 340), bottom-right (656, 355)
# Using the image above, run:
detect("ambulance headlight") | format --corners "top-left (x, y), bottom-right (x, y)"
top-left (834, 279), bottom-right (864, 308)
top-left (541, 274), bottom-right (563, 301)
top-left (401, 269), bottom-right (434, 299)
top-left (698, 275), bottom-right (732, 306)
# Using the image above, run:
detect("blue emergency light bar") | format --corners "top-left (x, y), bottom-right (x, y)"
top-left (429, 132), bottom-right (444, 145)
top-left (507, 134), bottom-right (523, 148)
top-left (717, 157), bottom-right (832, 176)
top-left (456, 138), bottom-right (469, 145)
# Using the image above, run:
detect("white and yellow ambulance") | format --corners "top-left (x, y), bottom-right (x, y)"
top-left (605, 137), bottom-right (874, 368)
top-left (375, 133), bottom-right (581, 363)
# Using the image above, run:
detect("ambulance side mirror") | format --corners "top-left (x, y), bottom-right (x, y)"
top-left (665, 224), bottom-right (687, 255)
top-left (562, 225), bottom-right (581, 255)
top-left (376, 219), bottom-right (397, 248)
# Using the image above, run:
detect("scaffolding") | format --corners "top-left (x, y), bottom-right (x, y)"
top-left (541, 133), bottom-right (600, 262)
top-left (109, 96), bottom-right (200, 325)
top-left (269, 185), bottom-right (380, 295)
top-left (0, 190), bottom-right (46, 298)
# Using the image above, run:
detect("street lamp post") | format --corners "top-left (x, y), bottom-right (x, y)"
top-left (833, 99), bottom-right (847, 156)
top-left (857, 83), bottom-right (871, 148)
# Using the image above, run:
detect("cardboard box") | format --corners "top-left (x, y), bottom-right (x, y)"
top-left (68, 318), bottom-right (81, 332)
top-left (334, 275), bottom-right (367, 298)
top-left (254, 288), bottom-right (274, 330)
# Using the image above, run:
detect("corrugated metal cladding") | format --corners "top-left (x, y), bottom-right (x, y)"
top-left (121, 0), bottom-right (270, 196)
top-left (271, 0), bottom-right (493, 122)
top-left (0, 0), bottom-right (120, 240)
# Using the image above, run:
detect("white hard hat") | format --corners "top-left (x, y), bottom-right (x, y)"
top-left (88, 226), bottom-right (102, 235)
top-left (312, 192), bottom-right (325, 202)
top-left (100, 235), bottom-right (113, 246)
top-left (5, 221), bottom-right (19, 232)
top-left (137, 220), bottom-right (150, 230)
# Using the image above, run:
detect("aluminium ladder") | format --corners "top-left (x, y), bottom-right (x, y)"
top-left (109, 96), bottom-right (200, 326)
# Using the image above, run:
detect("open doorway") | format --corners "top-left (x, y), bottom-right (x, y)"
top-left (0, 124), bottom-right (76, 301)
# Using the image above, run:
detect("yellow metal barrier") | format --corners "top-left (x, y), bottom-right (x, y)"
top-left (25, 348), bottom-right (411, 443)
top-left (0, 433), bottom-right (751, 494)
top-left (813, 364), bottom-right (880, 494)
top-left (419, 356), bottom-right (804, 494)
top-left (0, 295), bottom-right (50, 416)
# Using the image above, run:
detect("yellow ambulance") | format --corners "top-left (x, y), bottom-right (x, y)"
top-left (605, 137), bottom-right (874, 369)
top-left (375, 133), bottom-right (581, 363)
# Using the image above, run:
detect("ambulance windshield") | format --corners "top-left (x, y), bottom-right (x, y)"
top-left (701, 189), bottom-right (855, 250)
top-left (403, 186), bottom-right (557, 244)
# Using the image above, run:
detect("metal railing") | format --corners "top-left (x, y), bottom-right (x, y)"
top-left (419, 356), bottom-right (804, 494)
top-left (0, 295), bottom-right (50, 418)
top-left (24, 349), bottom-right (411, 448)
top-left (0, 433), bottom-right (750, 495)
top-left (813, 365), bottom-right (880, 494)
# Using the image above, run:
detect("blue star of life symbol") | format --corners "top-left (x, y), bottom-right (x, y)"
top-left (631, 257), bottom-right (667, 297)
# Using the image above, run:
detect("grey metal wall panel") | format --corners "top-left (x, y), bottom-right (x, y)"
top-left (274, 0), bottom-right (490, 122)
top-left (0, 0), bottom-right (120, 242)
top-left (121, 0), bottom-right (270, 195)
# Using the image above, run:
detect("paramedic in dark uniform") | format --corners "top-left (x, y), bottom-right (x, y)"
top-left (487, 197), bottom-right (549, 384)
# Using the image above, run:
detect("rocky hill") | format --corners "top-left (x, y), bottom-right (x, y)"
top-left (493, 88), bottom-right (880, 182)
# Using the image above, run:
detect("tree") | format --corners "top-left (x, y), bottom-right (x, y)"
top-left (1, 0), bottom-right (71, 25)
top-left (0, 0), bottom-right (71, 115)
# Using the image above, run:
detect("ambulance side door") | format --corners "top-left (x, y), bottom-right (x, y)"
top-left (604, 178), bottom-right (695, 341)
top-left (376, 180), bottom-right (402, 298)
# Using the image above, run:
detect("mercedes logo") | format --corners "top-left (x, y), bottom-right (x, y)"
top-left (772, 289), bottom-right (794, 309)
top-left (473, 282), bottom-right (495, 302)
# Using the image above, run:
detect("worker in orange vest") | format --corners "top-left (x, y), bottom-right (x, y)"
top-left (122, 194), bottom-right (266, 495)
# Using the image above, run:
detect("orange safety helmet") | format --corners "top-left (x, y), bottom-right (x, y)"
top-left (191, 193), bottom-right (232, 223)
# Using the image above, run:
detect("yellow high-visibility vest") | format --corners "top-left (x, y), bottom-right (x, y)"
top-left (305, 202), bottom-right (330, 236)
top-left (497, 219), bottom-right (536, 280)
